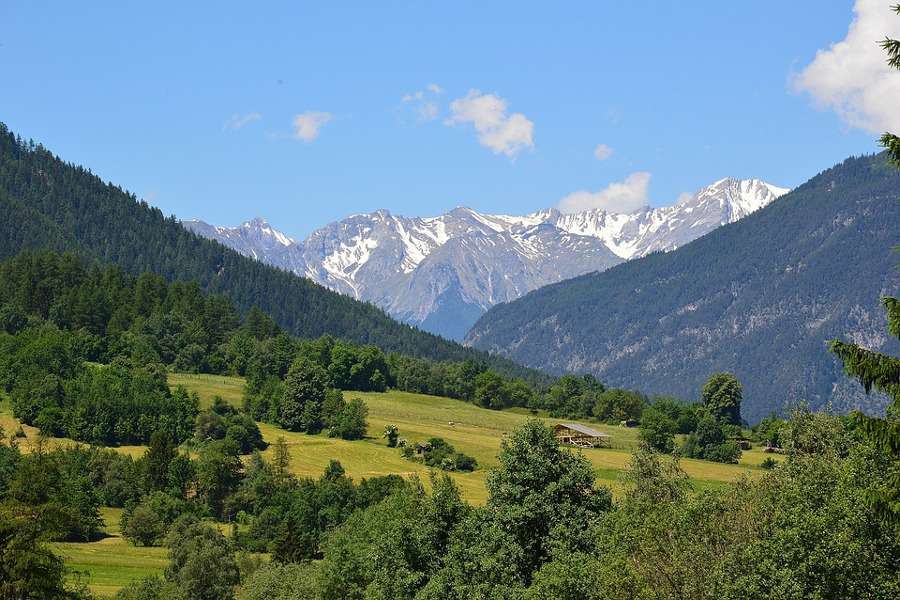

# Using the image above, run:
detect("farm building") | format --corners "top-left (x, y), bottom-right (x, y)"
top-left (554, 423), bottom-right (610, 448)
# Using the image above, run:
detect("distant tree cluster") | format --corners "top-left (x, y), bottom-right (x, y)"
top-left (638, 372), bottom-right (744, 463)
top-left (0, 126), bottom-right (548, 387)
top-left (400, 437), bottom-right (478, 472)
top-left (0, 325), bottom-right (199, 445)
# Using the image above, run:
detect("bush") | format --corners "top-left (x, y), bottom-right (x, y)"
top-left (237, 562), bottom-right (321, 600)
top-left (328, 397), bottom-right (368, 440)
top-left (121, 491), bottom-right (194, 547)
top-left (639, 409), bottom-right (677, 453)
top-left (195, 398), bottom-right (264, 454)
top-left (416, 438), bottom-right (478, 472)
top-left (383, 424), bottom-right (399, 447)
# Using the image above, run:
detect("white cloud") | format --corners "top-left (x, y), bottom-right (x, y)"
top-left (402, 84), bottom-right (443, 122)
top-left (223, 112), bottom-right (262, 131)
top-left (445, 89), bottom-right (535, 157)
top-left (792, 0), bottom-right (900, 133)
top-left (292, 111), bottom-right (332, 142)
top-left (558, 172), bottom-right (651, 214)
top-left (593, 143), bottom-right (614, 160)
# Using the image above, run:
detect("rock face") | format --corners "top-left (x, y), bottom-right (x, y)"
top-left (465, 154), bottom-right (900, 421)
top-left (184, 178), bottom-right (787, 340)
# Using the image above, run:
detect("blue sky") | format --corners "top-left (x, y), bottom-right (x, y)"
top-left (1, 1), bottom-right (895, 239)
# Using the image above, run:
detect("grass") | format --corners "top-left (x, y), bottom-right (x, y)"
top-left (171, 374), bottom-right (770, 503)
top-left (49, 508), bottom-right (169, 598)
top-left (3, 372), bottom-right (778, 595)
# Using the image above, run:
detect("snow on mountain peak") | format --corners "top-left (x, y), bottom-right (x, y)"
top-left (185, 176), bottom-right (789, 339)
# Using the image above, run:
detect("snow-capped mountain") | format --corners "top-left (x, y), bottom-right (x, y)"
top-left (184, 177), bottom-right (788, 340)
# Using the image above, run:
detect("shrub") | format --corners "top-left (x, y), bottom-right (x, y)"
top-left (328, 397), bottom-right (368, 440)
top-left (383, 424), bottom-right (399, 448)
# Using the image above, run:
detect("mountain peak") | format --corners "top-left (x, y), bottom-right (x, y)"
top-left (188, 174), bottom-right (788, 339)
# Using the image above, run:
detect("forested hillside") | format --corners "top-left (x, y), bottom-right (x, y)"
top-left (0, 124), bottom-right (537, 379)
top-left (467, 153), bottom-right (900, 422)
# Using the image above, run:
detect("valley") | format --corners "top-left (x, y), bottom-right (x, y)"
top-left (2, 3), bottom-right (899, 595)
top-left (2, 374), bottom-right (774, 597)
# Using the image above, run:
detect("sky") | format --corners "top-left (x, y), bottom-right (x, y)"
top-left (1, 0), bottom-right (898, 239)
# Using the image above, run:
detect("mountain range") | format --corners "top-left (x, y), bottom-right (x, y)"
top-left (186, 177), bottom-right (789, 340)
top-left (466, 153), bottom-right (900, 422)
top-left (0, 122), bottom-right (544, 382)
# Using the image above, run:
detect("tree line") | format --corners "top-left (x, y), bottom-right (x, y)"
top-left (0, 126), bottom-right (548, 383)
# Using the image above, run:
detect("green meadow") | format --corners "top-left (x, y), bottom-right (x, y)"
top-left (169, 372), bottom-right (775, 503)
top-left (1, 374), bottom-right (778, 596)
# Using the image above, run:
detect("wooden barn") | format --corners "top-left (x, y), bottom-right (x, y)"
top-left (554, 423), bottom-right (610, 448)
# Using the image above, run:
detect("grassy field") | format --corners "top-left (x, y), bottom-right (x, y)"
top-left (170, 373), bottom-right (775, 502)
top-left (49, 508), bottom-right (169, 598)
top-left (2, 373), bottom-right (779, 595)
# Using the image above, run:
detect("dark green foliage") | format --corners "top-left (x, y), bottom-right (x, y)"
top-left (5, 446), bottom-right (104, 541)
top-left (681, 413), bottom-right (742, 464)
top-left (760, 457), bottom-right (778, 470)
top-left (236, 561), bottom-right (320, 600)
top-left (195, 398), bottom-right (265, 454)
top-left (592, 387), bottom-right (644, 422)
top-left (382, 424), bottom-right (399, 447)
top-left (317, 474), bottom-right (468, 600)
top-left (279, 358), bottom-right (329, 433)
top-left (751, 412), bottom-right (787, 447)
top-left (0, 124), bottom-right (546, 383)
top-left (647, 395), bottom-right (701, 434)
top-left (0, 285), bottom-right (203, 444)
top-left (830, 297), bottom-right (900, 524)
top-left (145, 431), bottom-right (178, 492)
top-left (469, 153), bottom-right (900, 422)
top-left (702, 372), bottom-right (743, 425)
top-left (234, 460), bottom-right (411, 563)
top-left (0, 504), bottom-right (89, 600)
top-left (10, 357), bottom-right (198, 446)
top-left (473, 370), bottom-right (511, 409)
top-left (412, 438), bottom-right (478, 472)
top-left (164, 517), bottom-right (241, 600)
top-left (120, 491), bottom-right (194, 547)
top-left (327, 397), bottom-right (368, 441)
top-left (0, 250), bottom-right (242, 373)
top-left (0, 442), bottom-right (19, 498)
top-left (195, 440), bottom-right (243, 519)
top-left (485, 420), bottom-right (612, 582)
top-left (638, 408), bottom-right (677, 453)
top-left (543, 374), bottom-right (605, 418)
top-left (270, 461), bottom-right (358, 562)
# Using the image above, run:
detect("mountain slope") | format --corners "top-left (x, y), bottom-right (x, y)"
top-left (466, 154), bottom-right (900, 421)
top-left (0, 123), bottom-right (543, 381)
top-left (187, 178), bottom-right (787, 339)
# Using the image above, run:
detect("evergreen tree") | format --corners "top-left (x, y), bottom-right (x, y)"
top-left (879, 4), bottom-right (900, 166)
top-left (144, 431), bottom-right (177, 492)
top-left (829, 5), bottom-right (900, 526)
top-left (270, 436), bottom-right (292, 485)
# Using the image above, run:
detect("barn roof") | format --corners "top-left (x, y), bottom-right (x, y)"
top-left (557, 423), bottom-right (610, 438)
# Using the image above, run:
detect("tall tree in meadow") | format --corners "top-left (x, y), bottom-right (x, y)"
top-left (279, 358), bottom-right (328, 433)
top-left (701, 373), bottom-right (743, 426)
top-left (829, 5), bottom-right (900, 525)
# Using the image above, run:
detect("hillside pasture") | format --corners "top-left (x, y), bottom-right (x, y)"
top-left (171, 373), bottom-right (769, 502)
